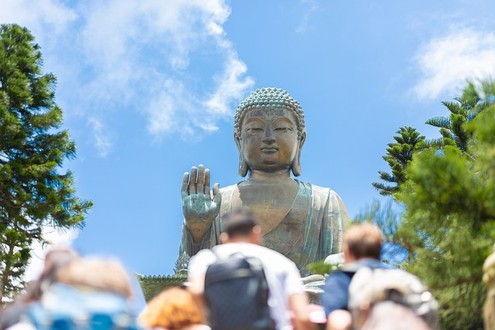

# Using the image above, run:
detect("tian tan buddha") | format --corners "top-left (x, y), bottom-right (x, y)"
top-left (179, 87), bottom-right (349, 273)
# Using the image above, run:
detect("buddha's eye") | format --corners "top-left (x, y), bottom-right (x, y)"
top-left (246, 127), bottom-right (263, 133)
top-left (274, 126), bottom-right (291, 132)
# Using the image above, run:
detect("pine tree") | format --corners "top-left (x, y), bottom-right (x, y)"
top-left (397, 81), bottom-right (495, 329)
top-left (0, 24), bottom-right (92, 299)
top-left (370, 80), bottom-right (495, 328)
top-left (372, 126), bottom-right (425, 197)
top-left (353, 199), bottom-right (409, 264)
top-left (424, 81), bottom-right (487, 154)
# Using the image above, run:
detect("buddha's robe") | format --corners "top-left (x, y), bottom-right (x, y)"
top-left (179, 180), bottom-right (348, 273)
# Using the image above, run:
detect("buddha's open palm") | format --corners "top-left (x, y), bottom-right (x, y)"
top-left (181, 164), bottom-right (221, 243)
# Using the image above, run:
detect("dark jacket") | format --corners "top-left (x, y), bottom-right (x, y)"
top-left (319, 259), bottom-right (393, 316)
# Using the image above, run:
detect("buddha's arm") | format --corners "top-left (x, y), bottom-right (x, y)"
top-left (179, 222), bottom-right (214, 256)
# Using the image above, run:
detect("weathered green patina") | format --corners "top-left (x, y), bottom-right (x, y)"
top-left (180, 88), bottom-right (349, 274)
top-left (138, 88), bottom-right (350, 301)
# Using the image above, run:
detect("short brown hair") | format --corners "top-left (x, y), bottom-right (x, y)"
top-left (139, 287), bottom-right (205, 329)
top-left (344, 223), bottom-right (383, 260)
top-left (222, 207), bottom-right (259, 238)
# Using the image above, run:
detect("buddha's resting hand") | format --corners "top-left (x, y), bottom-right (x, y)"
top-left (181, 164), bottom-right (221, 243)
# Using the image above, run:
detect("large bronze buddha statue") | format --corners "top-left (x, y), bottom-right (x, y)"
top-left (179, 87), bottom-right (349, 273)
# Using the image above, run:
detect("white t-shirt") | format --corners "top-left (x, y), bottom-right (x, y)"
top-left (188, 243), bottom-right (304, 330)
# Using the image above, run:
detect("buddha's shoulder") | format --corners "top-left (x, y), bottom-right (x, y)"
top-left (297, 181), bottom-right (338, 195)
top-left (297, 181), bottom-right (346, 205)
top-left (219, 183), bottom-right (238, 195)
top-left (218, 181), bottom-right (343, 200)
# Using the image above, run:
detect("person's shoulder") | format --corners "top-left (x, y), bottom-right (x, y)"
top-left (208, 242), bottom-right (262, 260)
top-left (188, 248), bottom-right (216, 271)
top-left (225, 243), bottom-right (289, 262)
top-left (216, 242), bottom-right (267, 257)
top-left (213, 243), bottom-right (297, 270)
top-left (358, 259), bottom-right (395, 270)
top-left (250, 243), bottom-right (284, 256)
top-left (326, 269), bottom-right (354, 282)
top-left (253, 245), bottom-right (299, 268)
top-left (191, 248), bottom-right (215, 260)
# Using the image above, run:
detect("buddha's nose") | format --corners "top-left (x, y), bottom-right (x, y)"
top-left (262, 126), bottom-right (275, 143)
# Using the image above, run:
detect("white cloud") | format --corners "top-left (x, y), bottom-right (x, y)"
top-left (0, 0), bottom-right (77, 37)
top-left (147, 79), bottom-right (186, 137)
top-left (2, 0), bottom-right (253, 153)
top-left (204, 47), bottom-right (255, 117)
top-left (412, 28), bottom-right (495, 100)
top-left (78, 0), bottom-right (253, 146)
top-left (24, 227), bottom-right (79, 282)
top-left (88, 117), bottom-right (113, 157)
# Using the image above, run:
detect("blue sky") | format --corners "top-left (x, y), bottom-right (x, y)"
top-left (2, 0), bottom-right (495, 309)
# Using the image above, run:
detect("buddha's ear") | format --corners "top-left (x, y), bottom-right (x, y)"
top-left (292, 131), bottom-right (306, 177)
top-left (235, 133), bottom-right (248, 177)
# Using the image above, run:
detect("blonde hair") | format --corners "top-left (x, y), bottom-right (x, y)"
top-left (139, 287), bottom-right (205, 329)
top-left (56, 257), bottom-right (132, 298)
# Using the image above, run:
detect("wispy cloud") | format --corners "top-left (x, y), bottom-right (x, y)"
top-left (204, 44), bottom-right (255, 116)
top-left (87, 117), bottom-right (113, 157)
top-left (77, 0), bottom-right (253, 145)
top-left (1, 0), bottom-right (254, 155)
top-left (412, 27), bottom-right (495, 100)
top-left (295, 0), bottom-right (319, 35)
top-left (0, 0), bottom-right (77, 36)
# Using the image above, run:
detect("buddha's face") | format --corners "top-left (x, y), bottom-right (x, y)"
top-left (238, 108), bottom-right (301, 173)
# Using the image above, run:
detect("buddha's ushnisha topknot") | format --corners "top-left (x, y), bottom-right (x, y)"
top-left (234, 87), bottom-right (306, 138)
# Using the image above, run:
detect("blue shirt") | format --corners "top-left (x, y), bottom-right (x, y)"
top-left (319, 259), bottom-right (394, 316)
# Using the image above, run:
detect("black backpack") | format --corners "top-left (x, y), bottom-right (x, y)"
top-left (204, 252), bottom-right (275, 330)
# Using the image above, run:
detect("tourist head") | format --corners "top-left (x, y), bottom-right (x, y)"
top-left (43, 245), bottom-right (79, 273)
top-left (358, 301), bottom-right (432, 330)
top-left (139, 286), bottom-right (205, 330)
top-left (234, 88), bottom-right (306, 177)
top-left (343, 223), bottom-right (383, 262)
top-left (220, 207), bottom-right (262, 244)
top-left (24, 245), bottom-right (79, 301)
top-left (55, 257), bottom-right (133, 298)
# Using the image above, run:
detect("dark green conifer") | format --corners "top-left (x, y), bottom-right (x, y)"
top-left (397, 81), bottom-right (495, 329)
top-left (0, 24), bottom-right (92, 299)
top-left (372, 126), bottom-right (425, 197)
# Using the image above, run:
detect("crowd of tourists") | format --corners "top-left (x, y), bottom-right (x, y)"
top-left (0, 208), bottom-right (438, 330)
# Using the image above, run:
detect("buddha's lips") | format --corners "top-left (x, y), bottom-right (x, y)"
top-left (261, 147), bottom-right (278, 152)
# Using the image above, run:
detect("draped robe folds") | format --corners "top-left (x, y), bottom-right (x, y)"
top-left (179, 180), bottom-right (348, 273)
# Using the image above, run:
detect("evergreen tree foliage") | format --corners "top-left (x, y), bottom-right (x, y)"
top-left (396, 81), bottom-right (495, 329)
top-left (354, 199), bottom-right (401, 242)
top-left (424, 81), bottom-right (489, 154)
top-left (354, 199), bottom-right (409, 263)
top-left (372, 126), bottom-right (425, 197)
top-left (0, 24), bottom-right (92, 299)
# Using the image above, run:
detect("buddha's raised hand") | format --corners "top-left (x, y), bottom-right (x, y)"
top-left (181, 164), bottom-right (221, 243)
